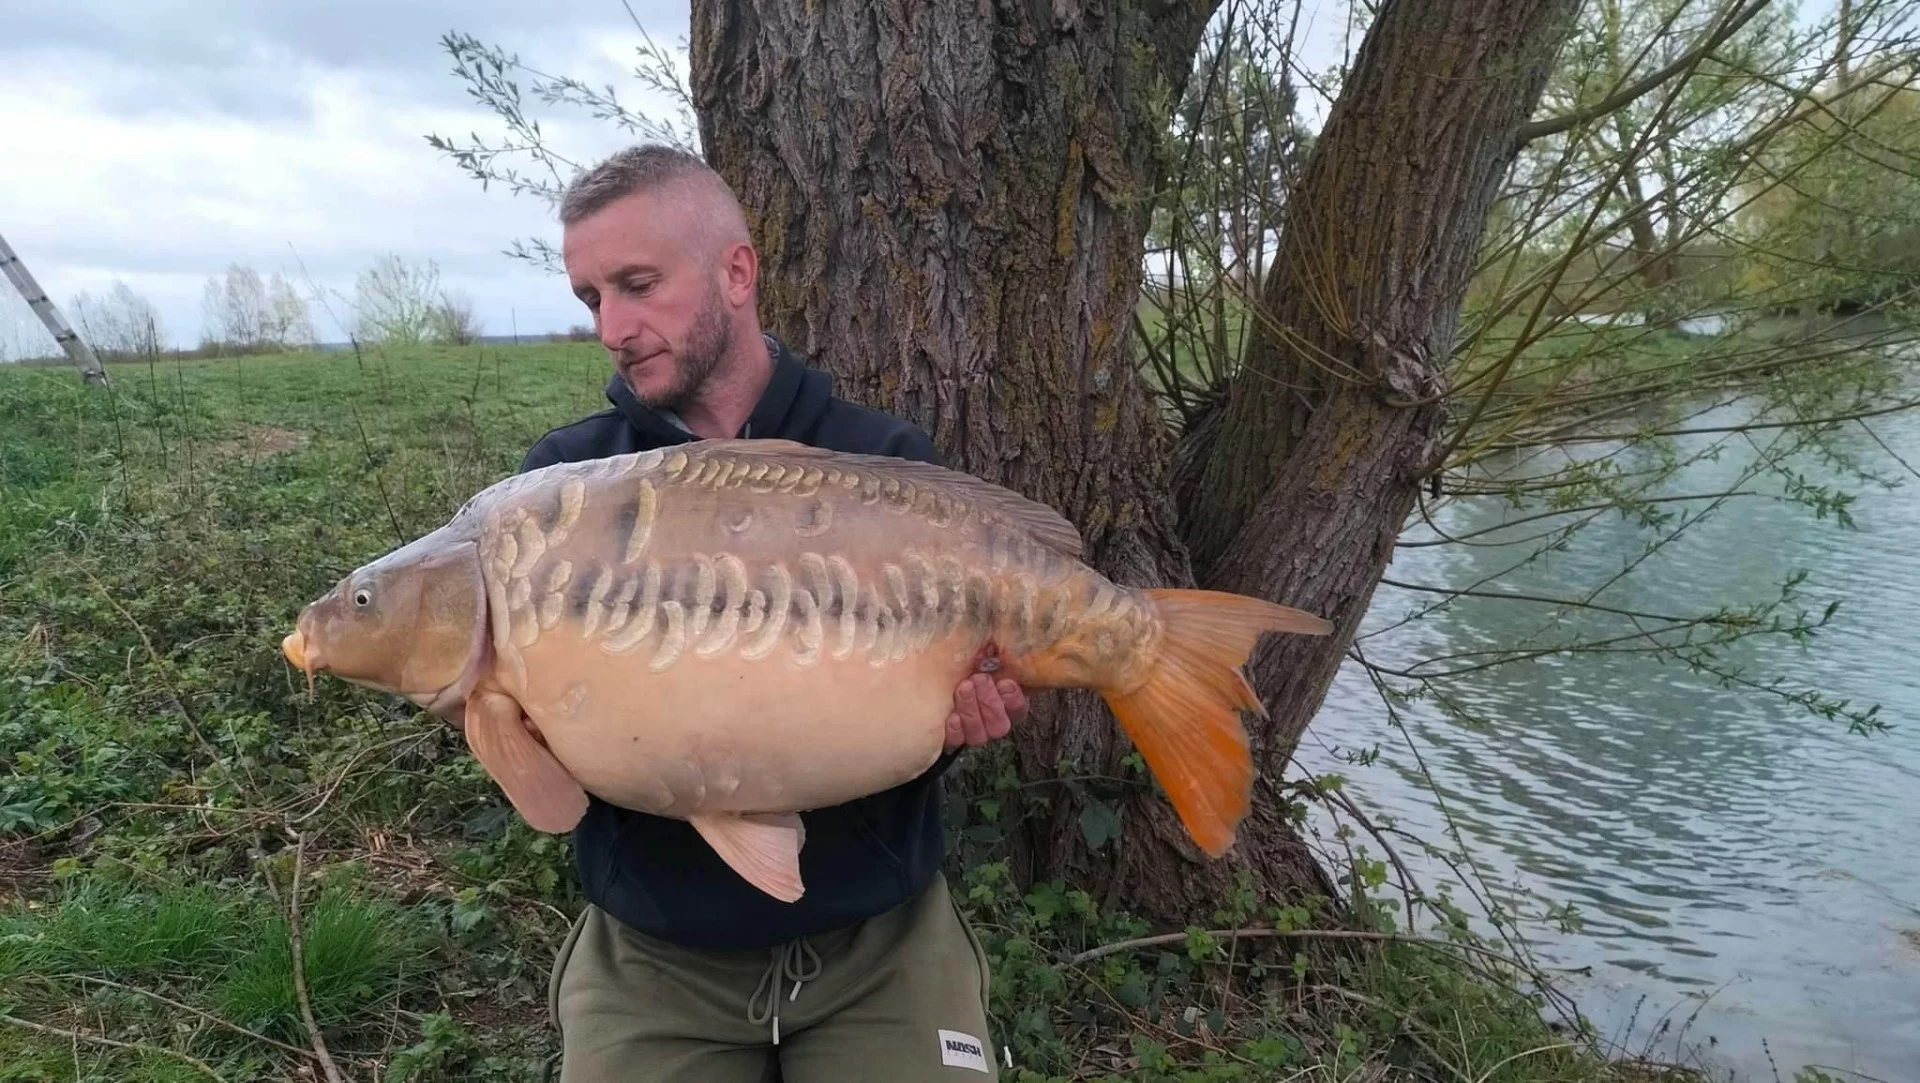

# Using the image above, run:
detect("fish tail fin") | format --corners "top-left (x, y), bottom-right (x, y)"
top-left (1097, 589), bottom-right (1332, 857)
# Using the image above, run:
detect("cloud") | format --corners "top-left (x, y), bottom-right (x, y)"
top-left (0, 1), bottom-right (685, 107)
top-left (0, 0), bottom-right (1353, 357)
top-left (0, 1), bottom-right (691, 350)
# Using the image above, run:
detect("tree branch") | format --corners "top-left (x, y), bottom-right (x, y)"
top-left (1376, 576), bottom-right (1754, 626)
top-left (1487, 395), bottom-right (1920, 449)
top-left (1517, 0), bottom-right (1773, 144)
top-left (1150, 0), bottom-right (1234, 94)
top-left (79, 565), bottom-right (225, 768)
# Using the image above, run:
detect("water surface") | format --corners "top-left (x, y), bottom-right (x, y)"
top-left (1296, 370), bottom-right (1920, 1080)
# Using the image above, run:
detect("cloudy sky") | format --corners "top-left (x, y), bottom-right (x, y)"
top-left (0, 1), bottom-right (1360, 355)
top-left (0, 0), bottom-right (697, 352)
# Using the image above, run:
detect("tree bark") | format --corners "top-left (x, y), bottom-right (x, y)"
top-left (1179, 0), bottom-right (1580, 792)
top-left (689, 0), bottom-right (1263, 920)
top-left (689, 0), bottom-right (1581, 928)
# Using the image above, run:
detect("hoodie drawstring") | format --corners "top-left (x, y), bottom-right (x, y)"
top-left (747, 938), bottom-right (820, 1045)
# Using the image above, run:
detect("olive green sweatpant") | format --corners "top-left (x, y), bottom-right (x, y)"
top-left (547, 872), bottom-right (1002, 1081)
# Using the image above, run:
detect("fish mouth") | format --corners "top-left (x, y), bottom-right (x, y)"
top-left (281, 627), bottom-right (317, 698)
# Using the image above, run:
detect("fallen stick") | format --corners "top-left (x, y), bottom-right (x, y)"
top-left (64, 975), bottom-right (320, 1061)
top-left (1067, 925), bottom-right (1547, 972)
top-left (0, 1012), bottom-right (225, 1081)
top-left (287, 828), bottom-right (347, 1083)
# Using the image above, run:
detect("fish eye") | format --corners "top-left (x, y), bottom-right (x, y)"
top-left (353, 588), bottom-right (373, 608)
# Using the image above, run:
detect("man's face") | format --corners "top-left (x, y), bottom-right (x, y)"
top-left (562, 187), bottom-right (738, 410)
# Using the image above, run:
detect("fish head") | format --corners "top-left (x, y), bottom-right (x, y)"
top-left (282, 527), bottom-right (489, 719)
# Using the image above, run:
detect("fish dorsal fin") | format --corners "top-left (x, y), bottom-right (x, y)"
top-left (687, 438), bottom-right (1084, 559)
top-left (689, 811), bottom-right (807, 902)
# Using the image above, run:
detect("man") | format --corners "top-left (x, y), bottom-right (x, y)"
top-left (520, 143), bottom-right (1026, 1081)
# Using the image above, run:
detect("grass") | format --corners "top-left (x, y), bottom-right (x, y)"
top-left (0, 343), bottom-right (1708, 1080)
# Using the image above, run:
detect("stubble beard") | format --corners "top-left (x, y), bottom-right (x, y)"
top-left (627, 280), bottom-right (733, 414)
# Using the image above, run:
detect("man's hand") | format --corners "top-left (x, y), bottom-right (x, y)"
top-left (945, 672), bottom-right (1028, 750)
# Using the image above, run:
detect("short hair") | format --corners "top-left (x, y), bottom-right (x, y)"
top-left (558, 144), bottom-right (743, 234)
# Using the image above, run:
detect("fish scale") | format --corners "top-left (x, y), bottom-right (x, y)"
top-left (281, 437), bottom-right (1334, 902)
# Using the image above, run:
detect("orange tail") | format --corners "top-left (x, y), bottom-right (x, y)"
top-left (1099, 589), bottom-right (1333, 857)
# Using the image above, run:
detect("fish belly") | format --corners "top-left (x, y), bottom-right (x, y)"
top-left (467, 438), bottom-right (1126, 818)
top-left (514, 636), bottom-right (971, 818)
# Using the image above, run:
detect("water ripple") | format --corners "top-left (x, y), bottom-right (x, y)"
top-left (1298, 391), bottom-right (1920, 1078)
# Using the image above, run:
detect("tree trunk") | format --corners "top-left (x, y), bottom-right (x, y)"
top-left (689, 0), bottom-right (1268, 921)
top-left (1179, 0), bottom-right (1579, 803)
top-left (1623, 173), bottom-right (1673, 291)
top-left (688, 0), bottom-right (1580, 928)
top-left (1603, 11), bottom-right (1675, 310)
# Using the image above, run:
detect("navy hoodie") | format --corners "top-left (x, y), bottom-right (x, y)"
top-left (517, 335), bottom-right (960, 950)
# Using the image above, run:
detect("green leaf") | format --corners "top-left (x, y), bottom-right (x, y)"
top-left (1078, 799), bottom-right (1122, 850)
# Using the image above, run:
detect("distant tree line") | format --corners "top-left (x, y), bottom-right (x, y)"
top-left (0, 254), bottom-right (491, 364)
top-left (199, 254), bottom-right (484, 353)
top-left (197, 264), bottom-right (319, 355)
top-left (345, 253), bottom-right (482, 348)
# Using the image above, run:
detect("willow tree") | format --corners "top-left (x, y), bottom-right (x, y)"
top-left (683, 0), bottom-right (1587, 924)
top-left (433, 0), bottom-right (1587, 927)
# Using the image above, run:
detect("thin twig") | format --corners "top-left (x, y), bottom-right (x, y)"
top-left (1063, 959), bottom-right (1262, 1070)
top-left (1517, 0), bottom-right (1773, 142)
top-left (288, 730), bottom-right (433, 826)
top-left (1309, 983), bottom-right (1471, 1083)
top-left (1311, 782), bottom-right (1422, 931)
top-left (1066, 926), bottom-right (1551, 974)
top-left (0, 1012), bottom-right (226, 1080)
top-left (1376, 577), bottom-right (1750, 626)
top-left (65, 975), bottom-right (319, 1061)
top-left (1855, 417), bottom-right (1920, 481)
top-left (287, 829), bottom-right (347, 1083)
top-left (1484, 395), bottom-right (1920, 449)
top-left (1397, 490), bottom-right (1762, 548)
top-left (1471, 1040), bottom-right (1581, 1081)
top-left (77, 565), bottom-right (223, 766)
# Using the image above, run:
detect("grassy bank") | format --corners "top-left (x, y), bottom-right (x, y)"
top-left (1, 346), bottom-right (1692, 1080)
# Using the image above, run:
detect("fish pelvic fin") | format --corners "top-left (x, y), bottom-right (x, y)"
top-left (689, 812), bottom-right (807, 903)
top-left (1100, 589), bottom-right (1333, 858)
top-left (463, 690), bottom-right (589, 834)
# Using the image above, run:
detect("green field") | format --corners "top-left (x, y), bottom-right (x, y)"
top-left (0, 344), bottom-right (612, 1081)
top-left (0, 346), bottom-right (1688, 1081)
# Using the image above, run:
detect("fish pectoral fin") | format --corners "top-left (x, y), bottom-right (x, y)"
top-left (688, 812), bottom-right (807, 903)
top-left (463, 690), bottom-right (589, 834)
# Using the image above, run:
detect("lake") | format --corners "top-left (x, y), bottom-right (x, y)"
top-left (1295, 349), bottom-right (1920, 1081)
